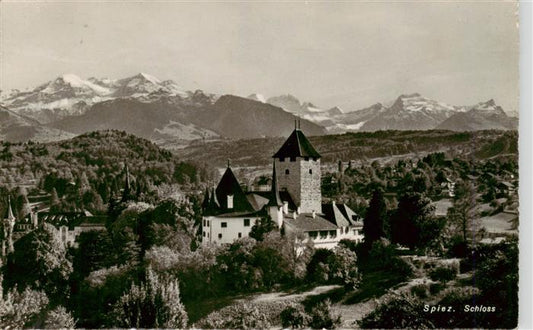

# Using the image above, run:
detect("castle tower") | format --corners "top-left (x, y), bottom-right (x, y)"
top-left (273, 123), bottom-right (321, 214)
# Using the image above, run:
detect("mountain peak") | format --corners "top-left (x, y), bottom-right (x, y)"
top-left (135, 73), bottom-right (161, 84)
top-left (247, 93), bottom-right (266, 103)
top-left (398, 93), bottom-right (422, 99)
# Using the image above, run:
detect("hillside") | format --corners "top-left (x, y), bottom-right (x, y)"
top-left (175, 130), bottom-right (518, 167)
top-left (0, 105), bottom-right (74, 143)
top-left (48, 98), bottom-right (217, 142)
top-left (0, 130), bottom-right (208, 204)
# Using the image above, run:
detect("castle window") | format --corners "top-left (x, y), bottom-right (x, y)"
top-left (309, 231), bottom-right (318, 239)
top-left (279, 157), bottom-right (285, 162)
top-left (218, 233), bottom-right (222, 239)
top-left (290, 157), bottom-right (296, 162)
top-left (309, 169), bottom-right (313, 174)
top-left (221, 222), bottom-right (227, 228)
top-left (238, 232), bottom-right (242, 238)
top-left (320, 231), bottom-right (328, 239)
top-left (244, 219), bottom-right (250, 227)
top-left (285, 169), bottom-right (290, 175)
top-left (206, 220), bottom-right (209, 227)
top-left (329, 230), bottom-right (337, 238)
top-left (203, 232), bottom-right (206, 237)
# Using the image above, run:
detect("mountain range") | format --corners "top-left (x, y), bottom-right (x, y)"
top-left (0, 73), bottom-right (517, 145)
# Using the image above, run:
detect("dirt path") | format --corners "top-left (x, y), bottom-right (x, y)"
top-left (238, 285), bottom-right (342, 304)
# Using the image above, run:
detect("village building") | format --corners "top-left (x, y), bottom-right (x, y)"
top-left (202, 125), bottom-right (364, 248)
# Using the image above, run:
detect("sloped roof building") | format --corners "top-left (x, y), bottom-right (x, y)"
top-left (202, 125), bottom-right (363, 248)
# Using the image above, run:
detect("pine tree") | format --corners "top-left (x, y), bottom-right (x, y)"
top-left (363, 189), bottom-right (387, 246)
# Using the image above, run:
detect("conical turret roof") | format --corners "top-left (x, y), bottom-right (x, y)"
top-left (5, 197), bottom-right (15, 221)
top-left (215, 166), bottom-right (254, 212)
top-left (273, 128), bottom-right (320, 159)
top-left (267, 161), bottom-right (283, 207)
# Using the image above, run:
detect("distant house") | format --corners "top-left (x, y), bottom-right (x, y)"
top-left (202, 125), bottom-right (364, 249)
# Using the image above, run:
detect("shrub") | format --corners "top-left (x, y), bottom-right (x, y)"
top-left (197, 302), bottom-right (270, 329)
top-left (358, 293), bottom-right (433, 329)
top-left (112, 269), bottom-right (187, 328)
top-left (307, 299), bottom-right (341, 329)
top-left (429, 266), bottom-right (457, 283)
top-left (197, 299), bottom-right (299, 328)
top-left (410, 283), bottom-right (429, 298)
top-left (280, 304), bottom-right (310, 329)
top-left (429, 282), bottom-right (445, 295)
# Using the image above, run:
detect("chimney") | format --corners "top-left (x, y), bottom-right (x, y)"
top-left (283, 201), bottom-right (288, 214)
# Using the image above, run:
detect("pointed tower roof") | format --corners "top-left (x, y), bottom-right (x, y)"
top-left (273, 128), bottom-right (321, 159)
top-left (201, 186), bottom-right (211, 209)
top-left (215, 167), bottom-right (254, 212)
top-left (5, 197), bottom-right (15, 221)
top-left (267, 161), bottom-right (283, 207)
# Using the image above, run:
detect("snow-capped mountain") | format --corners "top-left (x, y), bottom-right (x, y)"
top-left (436, 99), bottom-right (517, 131)
top-left (326, 103), bottom-right (387, 133)
top-left (0, 73), bottom-right (211, 124)
top-left (264, 94), bottom-right (339, 126)
top-left (247, 93), bottom-right (266, 103)
top-left (358, 93), bottom-right (465, 131)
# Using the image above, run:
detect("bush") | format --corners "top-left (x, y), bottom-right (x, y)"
top-left (307, 299), bottom-right (341, 329)
top-left (410, 283), bottom-right (429, 298)
top-left (112, 269), bottom-right (187, 328)
top-left (197, 302), bottom-right (270, 329)
top-left (197, 299), bottom-right (298, 329)
top-left (429, 282), bottom-right (445, 295)
top-left (280, 304), bottom-right (310, 329)
top-left (429, 266), bottom-right (457, 283)
top-left (358, 293), bottom-right (433, 329)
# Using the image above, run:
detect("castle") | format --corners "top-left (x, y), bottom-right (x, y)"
top-left (202, 124), bottom-right (364, 249)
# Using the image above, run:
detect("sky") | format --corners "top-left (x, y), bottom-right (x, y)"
top-left (0, 1), bottom-right (520, 112)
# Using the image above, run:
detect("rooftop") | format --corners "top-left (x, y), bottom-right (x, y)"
top-left (273, 129), bottom-right (321, 159)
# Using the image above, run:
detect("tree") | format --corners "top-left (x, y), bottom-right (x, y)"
top-left (447, 180), bottom-right (479, 243)
top-left (389, 193), bottom-right (439, 250)
top-left (72, 230), bottom-right (118, 278)
top-left (327, 246), bottom-right (360, 290)
top-left (3, 224), bottom-right (72, 302)
top-left (249, 215), bottom-right (277, 241)
top-left (363, 189), bottom-right (386, 247)
top-left (0, 287), bottom-right (49, 328)
top-left (44, 306), bottom-right (76, 329)
top-left (112, 268), bottom-right (188, 328)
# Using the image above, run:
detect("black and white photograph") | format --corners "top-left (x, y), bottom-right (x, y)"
top-left (0, 1), bottom-right (528, 328)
